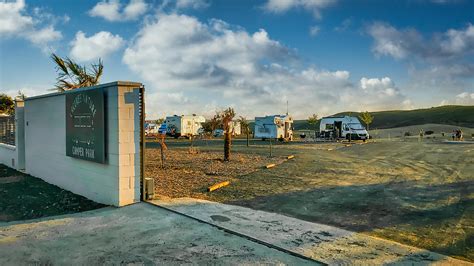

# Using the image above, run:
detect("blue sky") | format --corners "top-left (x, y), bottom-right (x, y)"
top-left (1, 0), bottom-right (473, 119)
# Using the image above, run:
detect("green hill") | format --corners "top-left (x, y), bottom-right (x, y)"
top-left (294, 105), bottom-right (474, 130)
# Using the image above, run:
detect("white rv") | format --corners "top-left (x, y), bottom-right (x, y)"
top-left (254, 115), bottom-right (293, 141)
top-left (230, 121), bottom-right (241, 136)
top-left (165, 115), bottom-right (206, 138)
top-left (319, 116), bottom-right (369, 141)
top-left (144, 123), bottom-right (159, 136)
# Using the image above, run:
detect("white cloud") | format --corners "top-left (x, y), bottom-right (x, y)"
top-left (0, 0), bottom-right (33, 36)
top-left (334, 17), bottom-right (352, 32)
top-left (454, 91), bottom-right (474, 105)
top-left (0, 0), bottom-right (62, 51)
top-left (368, 22), bottom-right (474, 60)
top-left (123, 14), bottom-right (409, 118)
top-left (262, 0), bottom-right (337, 19)
top-left (368, 22), bottom-right (474, 107)
top-left (309, 25), bottom-right (320, 36)
top-left (440, 91), bottom-right (474, 106)
top-left (123, 0), bottom-right (148, 18)
top-left (70, 31), bottom-right (124, 62)
top-left (89, 0), bottom-right (148, 22)
top-left (176, 0), bottom-right (210, 9)
top-left (26, 25), bottom-right (62, 46)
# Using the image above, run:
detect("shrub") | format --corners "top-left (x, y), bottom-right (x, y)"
top-left (404, 132), bottom-right (411, 136)
top-left (425, 130), bottom-right (434, 135)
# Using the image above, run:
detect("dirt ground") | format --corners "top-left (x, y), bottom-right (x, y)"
top-left (0, 164), bottom-right (105, 222)
top-left (146, 145), bottom-right (286, 198)
top-left (145, 132), bottom-right (473, 262)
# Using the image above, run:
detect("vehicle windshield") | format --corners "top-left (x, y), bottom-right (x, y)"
top-left (348, 123), bottom-right (365, 130)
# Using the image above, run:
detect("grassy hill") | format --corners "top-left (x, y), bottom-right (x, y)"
top-left (294, 105), bottom-right (474, 130)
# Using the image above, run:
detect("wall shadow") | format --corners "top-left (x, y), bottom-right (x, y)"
top-left (0, 164), bottom-right (106, 222)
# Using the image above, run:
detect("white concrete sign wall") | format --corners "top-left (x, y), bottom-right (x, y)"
top-left (22, 82), bottom-right (142, 206)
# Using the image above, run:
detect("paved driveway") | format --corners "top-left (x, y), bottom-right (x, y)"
top-left (0, 203), bottom-right (316, 265)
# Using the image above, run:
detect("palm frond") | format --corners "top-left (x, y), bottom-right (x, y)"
top-left (51, 53), bottom-right (69, 76)
top-left (51, 54), bottom-right (104, 92)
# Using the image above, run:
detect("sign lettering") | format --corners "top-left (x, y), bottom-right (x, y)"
top-left (66, 89), bottom-right (106, 163)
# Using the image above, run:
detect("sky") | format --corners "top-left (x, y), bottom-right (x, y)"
top-left (0, 0), bottom-right (473, 119)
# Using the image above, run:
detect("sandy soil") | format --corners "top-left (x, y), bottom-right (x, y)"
top-left (146, 136), bottom-right (473, 261)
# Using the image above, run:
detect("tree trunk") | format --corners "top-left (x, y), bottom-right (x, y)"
top-left (224, 131), bottom-right (231, 161)
top-left (246, 128), bottom-right (249, 147)
top-left (160, 143), bottom-right (165, 168)
top-left (269, 138), bottom-right (273, 157)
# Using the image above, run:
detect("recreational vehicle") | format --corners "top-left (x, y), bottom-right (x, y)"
top-left (213, 121), bottom-right (241, 137)
top-left (254, 115), bottom-right (293, 141)
top-left (319, 116), bottom-right (369, 141)
top-left (144, 123), bottom-right (159, 136)
top-left (230, 121), bottom-right (241, 135)
top-left (165, 115), bottom-right (206, 138)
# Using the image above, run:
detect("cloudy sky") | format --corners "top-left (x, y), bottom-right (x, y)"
top-left (1, 0), bottom-right (473, 119)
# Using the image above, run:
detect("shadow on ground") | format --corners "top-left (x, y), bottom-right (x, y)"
top-left (227, 180), bottom-right (474, 261)
top-left (0, 164), bottom-right (105, 222)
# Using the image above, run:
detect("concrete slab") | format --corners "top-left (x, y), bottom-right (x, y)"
top-left (151, 198), bottom-right (470, 265)
top-left (0, 203), bottom-right (316, 265)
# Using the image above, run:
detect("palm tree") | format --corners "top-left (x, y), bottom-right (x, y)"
top-left (51, 53), bottom-right (103, 92)
top-left (220, 108), bottom-right (236, 161)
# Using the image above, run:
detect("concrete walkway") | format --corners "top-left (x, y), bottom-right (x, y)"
top-left (151, 198), bottom-right (470, 265)
top-left (0, 203), bottom-right (316, 265)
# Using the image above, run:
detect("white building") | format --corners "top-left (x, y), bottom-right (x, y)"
top-left (254, 115), bottom-right (293, 141)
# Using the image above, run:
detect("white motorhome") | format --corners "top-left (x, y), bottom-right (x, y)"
top-left (230, 121), bottom-right (241, 136)
top-left (254, 115), bottom-right (293, 141)
top-left (165, 115), bottom-right (206, 138)
top-left (319, 116), bottom-right (369, 141)
top-left (144, 123), bottom-right (159, 136)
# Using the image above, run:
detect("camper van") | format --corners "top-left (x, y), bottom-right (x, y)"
top-left (165, 115), bottom-right (206, 138)
top-left (319, 116), bottom-right (369, 141)
top-left (254, 115), bottom-right (293, 141)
